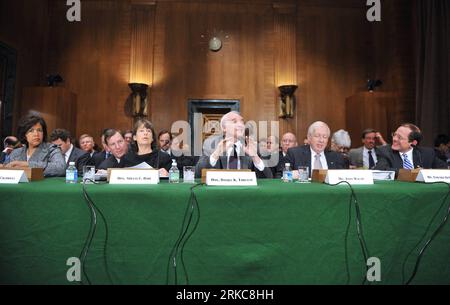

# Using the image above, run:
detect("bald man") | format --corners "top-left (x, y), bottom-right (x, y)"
top-left (279, 121), bottom-right (346, 178)
top-left (195, 111), bottom-right (273, 178)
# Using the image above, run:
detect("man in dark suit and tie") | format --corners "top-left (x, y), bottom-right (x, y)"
top-left (374, 123), bottom-right (447, 174)
top-left (158, 130), bottom-right (195, 177)
top-left (195, 111), bottom-right (273, 178)
top-left (280, 121), bottom-right (346, 178)
top-left (348, 128), bottom-right (387, 169)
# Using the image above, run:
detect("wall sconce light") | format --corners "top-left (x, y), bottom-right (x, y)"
top-left (278, 85), bottom-right (298, 119)
top-left (128, 83), bottom-right (149, 118)
top-left (367, 79), bottom-right (382, 92)
top-left (46, 74), bottom-right (63, 87)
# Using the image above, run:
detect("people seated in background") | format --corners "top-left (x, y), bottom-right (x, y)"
top-left (279, 121), bottom-right (346, 178)
top-left (374, 123), bottom-right (447, 174)
top-left (122, 119), bottom-right (171, 176)
top-left (266, 133), bottom-right (297, 178)
top-left (258, 135), bottom-right (280, 177)
top-left (195, 111), bottom-right (273, 178)
top-left (123, 130), bottom-right (133, 144)
top-left (433, 134), bottom-right (450, 163)
top-left (348, 128), bottom-right (387, 169)
top-left (79, 134), bottom-right (96, 157)
top-left (98, 129), bottom-right (129, 169)
top-left (158, 130), bottom-right (195, 177)
top-left (89, 129), bottom-right (112, 168)
top-left (50, 129), bottom-right (90, 173)
top-left (1, 113), bottom-right (65, 177)
top-left (0, 136), bottom-right (21, 164)
top-left (330, 129), bottom-right (351, 168)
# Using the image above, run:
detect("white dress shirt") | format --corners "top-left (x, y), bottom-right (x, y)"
top-left (399, 148), bottom-right (414, 168)
top-left (65, 144), bottom-right (74, 164)
top-left (210, 141), bottom-right (265, 171)
top-left (363, 147), bottom-right (378, 169)
top-left (310, 147), bottom-right (329, 170)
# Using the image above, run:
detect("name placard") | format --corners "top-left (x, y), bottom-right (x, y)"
top-left (109, 169), bottom-right (159, 184)
top-left (206, 171), bottom-right (257, 186)
top-left (325, 170), bottom-right (374, 185)
top-left (416, 169), bottom-right (450, 183)
top-left (0, 170), bottom-right (29, 184)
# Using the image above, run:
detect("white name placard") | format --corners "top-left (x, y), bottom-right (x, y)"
top-left (325, 170), bottom-right (374, 185)
top-left (416, 170), bottom-right (450, 183)
top-left (206, 171), bottom-right (257, 186)
top-left (0, 170), bottom-right (29, 184)
top-left (109, 169), bottom-right (159, 184)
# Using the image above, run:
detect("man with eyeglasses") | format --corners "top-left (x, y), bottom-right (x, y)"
top-left (374, 123), bottom-right (446, 174)
top-left (281, 121), bottom-right (346, 178)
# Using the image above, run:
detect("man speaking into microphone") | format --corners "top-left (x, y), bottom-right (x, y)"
top-left (375, 123), bottom-right (447, 175)
top-left (195, 111), bottom-right (273, 178)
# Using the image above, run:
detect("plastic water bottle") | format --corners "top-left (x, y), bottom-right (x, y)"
top-left (283, 163), bottom-right (293, 183)
top-left (66, 161), bottom-right (78, 184)
top-left (169, 159), bottom-right (180, 184)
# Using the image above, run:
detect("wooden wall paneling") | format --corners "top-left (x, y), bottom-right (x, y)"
top-left (274, 2), bottom-right (298, 138)
top-left (22, 87), bottom-right (77, 137)
top-left (296, 3), bottom-right (370, 143)
top-left (0, 0), bottom-right (49, 130)
top-left (47, 1), bottom-right (132, 144)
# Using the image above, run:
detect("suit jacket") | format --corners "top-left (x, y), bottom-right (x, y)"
top-left (279, 145), bottom-right (346, 177)
top-left (98, 155), bottom-right (126, 170)
top-left (67, 147), bottom-right (90, 173)
top-left (0, 151), bottom-right (7, 164)
top-left (195, 153), bottom-right (273, 179)
top-left (374, 145), bottom-right (447, 174)
top-left (7, 142), bottom-right (66, 177)
top-left (88, 151), bottom-right (110, 168)
top-left (261, 151), bottom-right (286, 179)
top-left (348, 146), bottom-right (382, 168)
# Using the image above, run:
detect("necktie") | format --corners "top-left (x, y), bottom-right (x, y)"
top-left (228, 145), bottom-right (238, 169)
top-left (314, 154), bottom-right (323, 169)
top-left (368, 150), bottom-right (375, 169)
top-left (402, 153), bottom-right (413, 170)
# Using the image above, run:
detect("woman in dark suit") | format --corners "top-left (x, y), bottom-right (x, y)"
top-left (2, 113), bottom-right (66, 177)
top-left (123, 119), bottom-right (172, 175)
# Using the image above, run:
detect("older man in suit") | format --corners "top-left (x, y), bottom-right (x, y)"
top-left (375, 123), bottom-right (446, 174)
top-left (348, 128), bottom-right (387, 169)
top-left (195, 111), bottom-right (273, 178)
top-left (280, 121), bottom-right (346, 178)
top-left (50, 129), bottom-right (90, 173)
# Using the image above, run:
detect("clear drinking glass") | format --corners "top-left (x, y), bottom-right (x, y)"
top-left (183, 166), bottom-right (195, 183)
top-left (82, 165), bottom-right (95, 184)
top-left (297, 166), bottom-right (310, 183)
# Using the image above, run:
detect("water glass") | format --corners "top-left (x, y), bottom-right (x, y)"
top-left (297, 166), bottom-right (310, 183)
top-left (183, 166), bottom-right (195, 183)
top-left (83, 165), bottom-right (95, 184)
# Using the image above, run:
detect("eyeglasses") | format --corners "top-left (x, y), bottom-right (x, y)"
top-left (392, 132), bottom-right (406, 141)
top-left (27, 128), bottom-right (43, 134)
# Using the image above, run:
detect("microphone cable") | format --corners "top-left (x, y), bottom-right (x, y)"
top-left (80, 178), bottom-right (114, 285)
top-left (166, 182), bottom-right (204, 285)
top-left (327, 181), bottom-right (371, 285)
top-left (403, 182), bottom-right (450, 285)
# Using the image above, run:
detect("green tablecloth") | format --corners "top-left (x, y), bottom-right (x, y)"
top-left (0, 179), bottom-right (449, 285)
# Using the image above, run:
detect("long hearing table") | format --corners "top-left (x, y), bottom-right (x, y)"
top-left (0, 178), bottom-right (449, 285)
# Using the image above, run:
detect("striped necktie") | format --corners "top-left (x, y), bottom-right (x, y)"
top-left (402, 153), bottom-right (413, 170)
